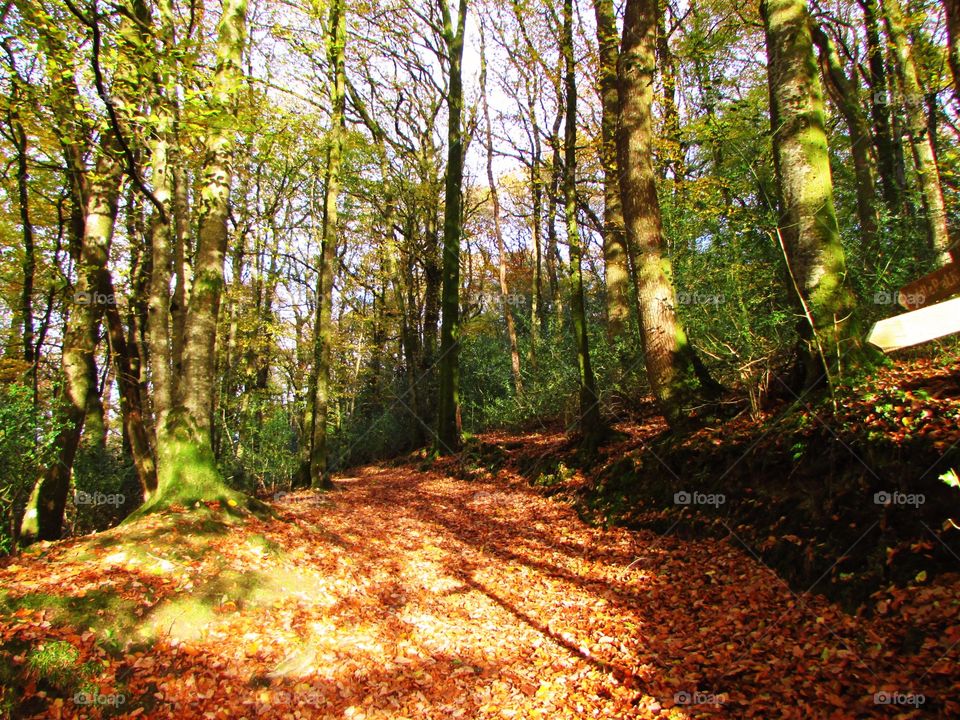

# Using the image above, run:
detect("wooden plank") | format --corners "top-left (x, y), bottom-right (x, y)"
top-left (867, 296), bottom-right (960, 353)
top-left (898, 262), bottom-right (960, 310)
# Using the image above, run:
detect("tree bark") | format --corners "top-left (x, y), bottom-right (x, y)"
top-left (308, 0), bottom-right (346, 488)
top-left (563, 0), bottom-right (605, 448)
top-left (436, 0), bottom-right (469, 454)
top-left (8, 100), bottom-right (36, 374)
top-left (593, 0), bottom-right (631, 340)
top-left (479, 25), bottom-right (523, 397)
top-left (147, 0), bottom-right (254, 511)
top-left (944, 0), bottom-right (960, 95)
top-left (617, 0), bottom-right (719, 426)
top-left (883, 0), bottom-right (955, 263)
top-left (810, 23), bottom-right (880, 271)
top-left (20, 147), bottom-right (122, 541)
top-left (860, 0), bottom-right (905, 218)
top-left (762, 0), bottom-right (858, 388)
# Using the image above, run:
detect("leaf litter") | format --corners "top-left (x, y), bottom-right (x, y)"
top-left (0, 459), bottom-right (958, 718)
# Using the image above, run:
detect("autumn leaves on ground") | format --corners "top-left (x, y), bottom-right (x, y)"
top-left (1, 447), bottom-right (958, 719)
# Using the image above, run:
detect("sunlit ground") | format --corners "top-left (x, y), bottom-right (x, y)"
top-left (1, 458), bottom-right (957, 718)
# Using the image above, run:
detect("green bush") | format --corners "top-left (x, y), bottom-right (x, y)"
top-left (218, 398), bottom-right (302, 496)
top-left (0, 383), bottom-right (62, 554)
top-left (68, 444), bottom-right (140, 535)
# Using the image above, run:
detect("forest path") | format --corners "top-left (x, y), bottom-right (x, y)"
top-left (238, 462), bottom-right (947, 719)
top-left (2, 460), bottom-right (956, 718)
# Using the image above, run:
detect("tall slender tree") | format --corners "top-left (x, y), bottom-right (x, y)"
top-left (436, 0), bottom-right (468, 454)
top-left (479, 24), bottom-right (522, 397)
top-left (883, 0), bottom-right (955, 263)
top-left (562, 0), bottom-right (605, 448)
top-left (307, 0), bottom-right (346, 489)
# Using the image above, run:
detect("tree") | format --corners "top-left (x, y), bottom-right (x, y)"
top-left (883, 0), bottom-right (955, 264)
top-left (616, 0), bottom-right (720, 427)
top-left (761, 0), bottom-right (858, 389)
top-left (436, 0), bottom-right (468, 454)
top-left (592, 0), bottom-right (631, 340)
top-left (479, 23), bottom-right (522, 397)
top-left (20, 146), bottom-right (119, 541)
top-left (810, 22), bottom-right (880, 271)
top-left (307, 0), bottom-right (346, 489)
top-left (561, 0), bottom-right (605, 448)
top-left (142, 0), bottom-right (263, 513)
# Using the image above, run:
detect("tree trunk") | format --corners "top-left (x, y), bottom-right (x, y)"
top-left (479, 25), bottom-right (523, 396)
top-left (860, 0), bottom-right (905, 216)
top-left (436, 0), bottom-right (469, 454)
top-left (563, 0), bottom-right (605, 449)
top-left (656, 0), bottom-right (685, 192)
top-left (810, 24), bottom-right (880, 271)
top-left (146, 127), bottom-right (175, 443)
top-left (146, 0), bottom-right (254, 512)
top-left (593, 0), bottom-right (631, 340)
top-left (617, 0), bottom-right (719, 426)
top-left (883, 0), bottom-right (955, 263)
top-left (20, 148), bottom-right (122, 541)
top-left (762, 0), bottom-right (858, 389)
top-left (308, 0), bottom-right (346, 489)
top-left (944, 0), bottom-right (960, 94)
top-left (8, 101), bottom-right (36, 375)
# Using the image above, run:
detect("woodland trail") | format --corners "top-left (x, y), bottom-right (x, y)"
top-left (2, 460), bottom-right (958, 718)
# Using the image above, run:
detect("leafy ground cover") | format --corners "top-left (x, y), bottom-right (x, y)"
top-left (2, 447), bottom-right (959, 718)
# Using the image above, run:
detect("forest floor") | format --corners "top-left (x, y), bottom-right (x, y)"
top-left (2, 443), bottom-right (960, 718)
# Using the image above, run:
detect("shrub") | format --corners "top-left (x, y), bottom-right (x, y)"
top-left (0, 383), bottom-right (62, 554)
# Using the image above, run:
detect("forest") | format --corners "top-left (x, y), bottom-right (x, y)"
top-left (1, 0), bottom-right (960, 715)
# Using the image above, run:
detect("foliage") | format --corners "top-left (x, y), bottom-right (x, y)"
top-left (25, 640), bottom-right (96, 692)
top-left (218, 397), bottom-right (302, 496)
top-left (0, 383), bottom-right (61, 554)
top-left (69, 444), bottom-right (140, 536)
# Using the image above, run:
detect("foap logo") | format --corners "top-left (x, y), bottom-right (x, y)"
top-left (72, 490), bottom-right (125, 507)
top-left (266, 689), bottom-right (324, 707)
top-left (873, 90), bottom-right (926, 108)
top-left (466, 291), bottom-right (525, 308)
top-left (74, 290), bottom-right (117, 306)
top-left (874, 691), bottom-right (925, 707)
top-left (676, 292), bottom-right (724, 306)
top-left (873, 290), bottom-right (925, 306)
top-left (674, 690), bottom-right (727, 706)
top-left (674, 490), bottom-right (725, 508)
top-left (873, 491), bottom-right (925, 508)
top-left (73, 691), bottom-right (125, 707)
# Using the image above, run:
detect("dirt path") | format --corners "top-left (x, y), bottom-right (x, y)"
top-left (2, 462), bottom-right (958, 718)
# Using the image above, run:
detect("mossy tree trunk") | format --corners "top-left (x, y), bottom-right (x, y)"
top-left (762, 0), bottom-right (858, 389)
top-left (616, 0), bottom-right (719, 427)
top-left (883, 0), bottom-right (955, 264)
top-left (592, 0), bottom-right (631, 341)
top-left (21, 148), bottom-right (122, 542)
top-left (810, 23), bottom-right (880, 272)
top-left (307, 0), bottom-right (346, 489)
top-left (144, 0), bottom-right (253, 513)
top-left (436, 0), bottom-right (468, 454)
